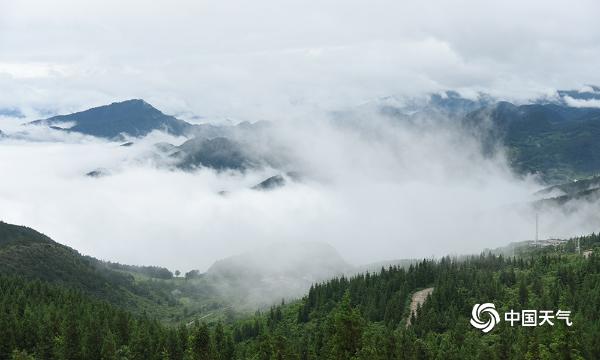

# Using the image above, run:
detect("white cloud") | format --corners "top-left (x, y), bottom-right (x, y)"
top-left (1, 0), bottom-right (599, 117)
top-left (0, 113), bottom-right (598, 271)
top-left (563, 96), bottom-right (600, 108)
top-left (578, 85), bottom-right (597, 93)
top-left (0, 62), bottom-right (71, 79)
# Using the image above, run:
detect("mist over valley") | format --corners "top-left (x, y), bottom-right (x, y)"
top-left (2, 2), bottom-right (600, 357)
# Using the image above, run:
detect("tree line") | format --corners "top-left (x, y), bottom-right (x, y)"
top-left (1, 233), bottom-right (599, 359)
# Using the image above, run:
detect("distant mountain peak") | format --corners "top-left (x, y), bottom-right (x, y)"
top-left (28, 99), bottom-right (194, 139)
top-left (110, 98), bottom-right (155, 109)
top-left (204, 241), bottom-right (352, 307)
top-left (207, 241), bottom-right (351, 278)
top-left (120, 98), bottom-right (147, 103)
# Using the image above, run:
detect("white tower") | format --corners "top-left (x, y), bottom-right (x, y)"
top-left (535, 213), bottom-right (539, 246)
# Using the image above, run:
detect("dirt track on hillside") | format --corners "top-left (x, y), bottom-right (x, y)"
top-left (406, 287), bottom-right (434, 326)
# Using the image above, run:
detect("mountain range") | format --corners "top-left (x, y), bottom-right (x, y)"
top-left (377, 88), bottom-right (600, 183)
top-left (6, 87), bottom-right (600, 183)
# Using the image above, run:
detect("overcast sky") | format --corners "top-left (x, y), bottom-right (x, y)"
top-left (1, 0), bottom-right (600, 119)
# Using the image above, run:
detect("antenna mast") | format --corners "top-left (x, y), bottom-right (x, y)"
top-left (535, 213), bottom-right (539, 246)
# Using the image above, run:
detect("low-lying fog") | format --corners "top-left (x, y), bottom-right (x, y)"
top-left (0, 111), bottom-right (598, 272)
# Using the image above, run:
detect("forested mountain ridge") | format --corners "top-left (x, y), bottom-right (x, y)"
top-left (463, 101), bottom-right (600, 182)
top-left (0, 222), bottom-right (355, 328)
top-left (0, 222), bottom-right (177, 314)
top-left (231, 234), bottom-right (600, 359)
top-left (2, 220), bottom-right (599, 359)
top-left (376, 89), bottom-right (600, 183)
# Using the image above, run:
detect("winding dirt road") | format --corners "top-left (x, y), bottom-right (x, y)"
top-left (406, 287), bottom-right (434, 327)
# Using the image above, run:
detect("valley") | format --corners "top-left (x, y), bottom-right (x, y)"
top-left (1, 219), bottom-right (599, 359)
top-left (2, 90), bottom-right (600, 358)
top-left (3, 2), bottom-right (600, 358)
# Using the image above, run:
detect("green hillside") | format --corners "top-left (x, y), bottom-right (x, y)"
top-left (0, 222), bottom-right (181, 317)
top-left (232, 235), bottom-right (600, 359)
top-left (464, 103), bottom-right (600, 183)
top-left (2, 223), bottom-right (600, 359)
top-left (0, 222), bottom-right (282, 326)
